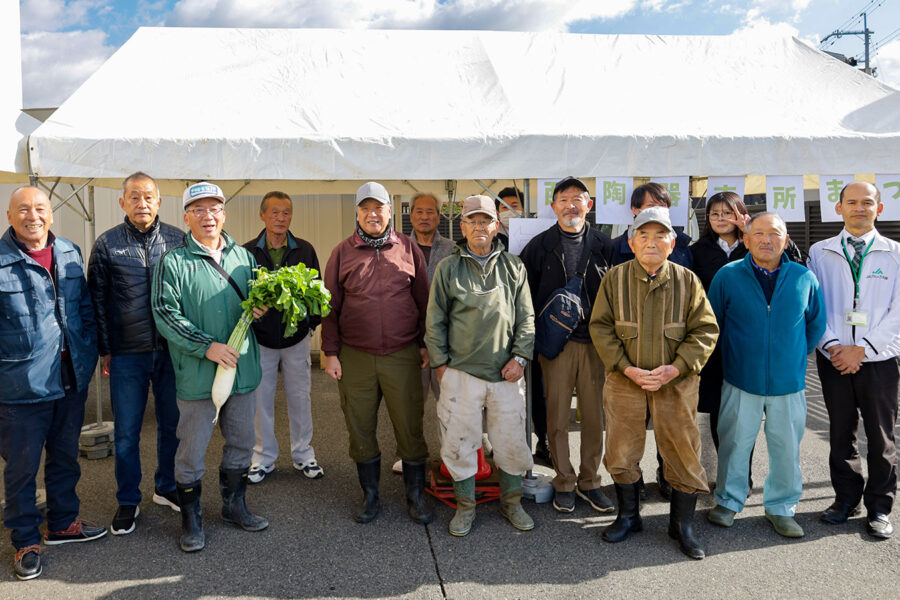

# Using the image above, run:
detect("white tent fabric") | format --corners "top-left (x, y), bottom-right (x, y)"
top-left (0, 0), bottom-right (39, 180)
top-left (28, 27), bottom-right (900, 181)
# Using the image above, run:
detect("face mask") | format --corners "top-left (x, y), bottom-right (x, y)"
top-left (498, 212), bottom-right (512, 229)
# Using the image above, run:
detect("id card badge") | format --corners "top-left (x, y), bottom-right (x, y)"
top-left (845, 311), bottom-right (869, 327)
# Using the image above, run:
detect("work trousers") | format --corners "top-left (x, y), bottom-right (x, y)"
top-left (816, 352), bottom-right (899, 515)
top-left (174, 392), bottom-right (255, 484)
top-left (602, 371), bottom-right (708, 494)
top-left (422, 366), bottom-right (440, 402)
top-left (715, 382), bottom-right (806, 516)
top-left (110, 350), bottom-right (179, 505)
top-left (253, 336), bottom-right (315, 468)
top-left (539, 340), bottom-right (606, 492)
top-left (437, 367), bottom-right (533, 481)
top-left (0, 386), bottom-right (87, 548)
top-left (337, 344), bottom-right (428, 464)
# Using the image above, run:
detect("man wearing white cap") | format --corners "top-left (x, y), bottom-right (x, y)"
top-left (152, 181), bottom-right (268, 553)
top-left (425, 195), bottom-right (536, 537)
top-left (322, 181), bottom-right (433, 525)
top-left (590, 206), bottom-right (718, 559)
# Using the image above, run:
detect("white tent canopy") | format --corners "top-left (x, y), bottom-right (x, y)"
top-left (28, 27), bottom-right (900, 182)
top-left (0, 0), bottom-right (38, 181)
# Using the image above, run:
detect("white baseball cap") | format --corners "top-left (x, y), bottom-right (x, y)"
top-left (355, 182), bottom-right (391, 206)
top-left (183, 181), bottom-right (225, 210)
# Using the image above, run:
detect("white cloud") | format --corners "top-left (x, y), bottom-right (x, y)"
top-left (166, 0), bottom-right (637, 31)
top-left (20, 29), bottom-right (115, 107)
top-left (20, 0), bottom-right (110, 32)
top-left (875, 39), bottom-right (900, 89)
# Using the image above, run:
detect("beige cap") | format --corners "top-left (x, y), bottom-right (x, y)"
top-left (461, 195), bottom-right (497, 219)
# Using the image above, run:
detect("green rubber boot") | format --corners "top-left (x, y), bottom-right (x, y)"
top-left (498, 470), bottom-right (534, 531)
top-left (449, 477), bottom-right (476, 537)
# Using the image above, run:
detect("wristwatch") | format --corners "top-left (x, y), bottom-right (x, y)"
top-left (513, 356), bottom-right (527, 368)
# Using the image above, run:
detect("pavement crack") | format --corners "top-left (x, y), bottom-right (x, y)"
top-left (425, 523), bottom-right (448, 598)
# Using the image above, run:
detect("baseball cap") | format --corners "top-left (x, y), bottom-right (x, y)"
top-left (461, 195), bottom-right (498, 220)
top-left (355, 182), bottom-right (391, 206)
top-left (629, 205), bottom-right (675, 238)
top-left (183, 181), bottom-right (225, 210)
top-left (551, 176), bottom-right (589, 199)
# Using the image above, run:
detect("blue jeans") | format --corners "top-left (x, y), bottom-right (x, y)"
top-left (110, 351), bottom-right (179, 505)
top-left (0, 387), bottom-right (87, 548)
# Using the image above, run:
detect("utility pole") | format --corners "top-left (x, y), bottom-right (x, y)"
top-left (820, 11), bottom-right (874, 73)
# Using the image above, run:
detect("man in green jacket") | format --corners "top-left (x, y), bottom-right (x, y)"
top-left (425, 195), bottom-right (535, 537)
top-left (152, 181), bottom-right (267, 553)
top-left (590, 206), bottom-right (718, 560)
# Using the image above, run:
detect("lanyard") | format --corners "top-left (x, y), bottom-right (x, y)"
top-left (841, 236), bottom-right (875, 309)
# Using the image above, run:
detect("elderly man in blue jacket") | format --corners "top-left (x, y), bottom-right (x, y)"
top-left (0, 186), bottom-right (106, 580)
top-left (707, 212), bottom-right (826, 537)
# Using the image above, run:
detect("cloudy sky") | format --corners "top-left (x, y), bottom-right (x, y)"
top-left (18, 0), bottom-right (900, 108)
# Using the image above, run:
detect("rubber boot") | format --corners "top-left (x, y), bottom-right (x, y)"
top-left (355, 455), bottom-right (381, 524)
top-left (657, 465), bottom-right (673, 501)
top-left (402, 460), bottom-right (434, 524)
top-left (498, 470), bottom-right (534, 531)
top-left (219, 468), bottom-right (269, 532)
top-left (176, 480), bottom-right (205, 552)
top-left (603, 482), bottom-right (642, 543)
top-left (449, 477), bottom-right (476, 537)
top-left (668, 489), bottom-right (705, 560)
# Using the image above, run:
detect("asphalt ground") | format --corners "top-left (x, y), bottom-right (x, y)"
top-left (0, 358), bottom-right (898, 600)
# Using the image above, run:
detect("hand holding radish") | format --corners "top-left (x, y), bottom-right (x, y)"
top-left (207, 342), bottom-right (240, 368)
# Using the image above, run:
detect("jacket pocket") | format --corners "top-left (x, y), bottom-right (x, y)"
top-left (663, 323), bottom-right (685, 342)
top-left (0, 276), bottom-right (34, 316)
top-left (614, 321), bottom-right (638, 340)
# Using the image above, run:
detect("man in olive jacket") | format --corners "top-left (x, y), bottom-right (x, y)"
top-left (590, 206), bottom-right (718, 560)
top-left (152, 182), bottom-right (267, 553)
top-left (426, 195), bottom-right (535, 537)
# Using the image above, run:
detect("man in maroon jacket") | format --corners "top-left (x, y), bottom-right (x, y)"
top-left (322, 181), bottom-right (432, 526)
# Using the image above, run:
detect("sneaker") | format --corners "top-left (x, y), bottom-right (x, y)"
top-left (110, 505), bottom-right (140, 535)
top-left (44, 519), bottom-right (107, 545)
top-left (14, 545), bottom-right (41, 580)
top-left (248, 463), bottom-right (274, 484)
top-left (576, 486), bottom-right (615, 513)
top-left (293, 459), bottom-right (324, 479)
top-left (553, 490), bottom-right (576, 513)
top-left (152, 489), bottom-right (181, 513)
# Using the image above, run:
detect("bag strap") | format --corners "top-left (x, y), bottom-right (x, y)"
top-left (573, 228), bottom-right (594, 280)
top-left (199, 254), bottom-right (247, 302)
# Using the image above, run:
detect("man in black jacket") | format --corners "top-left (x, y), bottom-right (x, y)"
top-left (87, 172), bottom-right (184, 535)
top-left (520, 177), bottom-right (616, 514)
top-left (244, 191), bottom-right (324, 483)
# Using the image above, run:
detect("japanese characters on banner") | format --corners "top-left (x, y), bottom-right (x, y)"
top-left (508, 217), bottom-right (557, 255)
top-left (766, 175), bottom-right (805, 222)
top-left (706, 177), bottom-right (745, 200)
top-left (818, 175), bottom-right (854, 223)
top-left (594, 177), bottom-right (634, 225)
top-left (875, 174), bottom-right (900, 221)
top-left (650, 176), bottom-right (689, 227)
top-left (535, 179), bottom-right (559, 219)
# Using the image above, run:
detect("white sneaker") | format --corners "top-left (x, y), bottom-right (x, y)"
top-left (248, 463), bottom-right (274, 484)
top-left (292, 459), bottom-right (324, 479)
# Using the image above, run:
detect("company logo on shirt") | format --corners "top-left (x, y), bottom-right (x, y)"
top-left (867, 267), bottom-right (888, 281)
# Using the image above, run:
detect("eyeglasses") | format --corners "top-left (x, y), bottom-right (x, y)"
top-left (187, 206), bottom-right (224, 217)
top-left (709, 212), bottom-right (734, 220)
top-left (461, 219), bottom-right (495, 231)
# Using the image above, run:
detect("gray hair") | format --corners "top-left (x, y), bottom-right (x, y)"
top-left (122, 171), bottom-right (157, 195)
top-left (748, 211), bottom-right (787, 234)
top-left (411, 192), bottom-right (442, 212)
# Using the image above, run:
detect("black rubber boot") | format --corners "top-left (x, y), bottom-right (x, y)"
top-left (402, 460), bottom-right (434, 524)
top-left (355, 455), bottom-right (381, 524)
top-left (219, 468), bottom-right (269, 532)
top-left (668, 489), bottom-right (705, 560)
top-left (602, 482), bottom-right (642, 543)
top-left (176, 480), bottom-right (205, 552)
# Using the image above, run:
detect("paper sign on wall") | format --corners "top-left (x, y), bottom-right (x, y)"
top-left (594, 177), bottom-right (634, 225)
top-left (536, 179), bottom-right (559, 219)
top-left (818, 175), bottom-right (853, 223)
top-left (875, 174), bottom-right (900, 222)
top-left (650, 177), bottom-right (689, 227)
top-left (508, 218), bottom-right (557, 255)
top-left (706, 177), bottom-right (745, 201)
top-left (766, 175), bottom-right (805, 222)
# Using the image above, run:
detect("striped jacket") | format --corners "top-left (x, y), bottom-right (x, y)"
top-left (151, 232), bottom-right (261, 401)
top-left (589, 259), bottom-right (718, 386)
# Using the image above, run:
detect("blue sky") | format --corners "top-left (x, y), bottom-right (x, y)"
top-left (18, 0), bottom-right (900, 107)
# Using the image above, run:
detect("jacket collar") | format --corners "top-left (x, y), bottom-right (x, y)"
top-left (821, 228), bottom-right (891, 255)
top-left (185, 230), bottom-right (235, 256)
top-left (630, 258), bottom-right (670, 284)
top-left (351, 227), bottom-right (399, 248)
top-left (124, 215), bottom-right (160, 236)
top-left (253, 228), bottom-right (299, 250)
top-left (0, 227), bottom-right (75, 267)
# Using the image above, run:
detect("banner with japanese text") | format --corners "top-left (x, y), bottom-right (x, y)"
top-left (766, 176), bottom-right (805, 222)
top-left (650, 176), bottom-right (689, 227)
top-left (508, 218), bottom-right (557, 255)
top-left (818, 175), bottom-right (853, 223)
top-left (875, 174), bottom-right (900, 221)
top-left (536, 179), bottom-right (559, 219)
top-left (706, 177), bottom-right (745, 201)
top-left (594, 176), bottom-right (634, 225)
